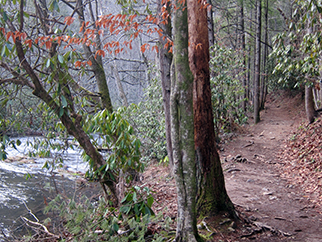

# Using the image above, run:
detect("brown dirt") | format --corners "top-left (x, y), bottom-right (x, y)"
top-left (143, 90), bottom-right (322, 241)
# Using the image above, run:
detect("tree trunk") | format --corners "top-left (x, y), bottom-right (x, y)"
top-left (158, 0), bottom-right (174, 172)
top-left (171, 0), bottom-right (200, 241)
top-left (187, 0), bottom-right (235, 217)
top-left (240, 0), bottom-right (247, 111)
top-left (305, 85), bottom-right (317, 123)
top-left (260, 0), bottom-right (269, 110)
top-left (207, 0), bottom-right (215, 47)
top-left (112, 60), bottom-right (129, 107)
top-left (254, 0), bottom-right (261, 124)
top-left (77, 0), bottom-right (113, 112)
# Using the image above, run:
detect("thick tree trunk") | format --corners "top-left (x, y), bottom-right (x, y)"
top-left (305, 85), bottom-right (317, 123)
top-left (171, 0), bottom-right (200, 241)
top-left (187, 0), bottom-right (235, 217)
top-left (254, 0), bottom-right (261, 124)
top-left (158, 0), bottom-right (173, 172)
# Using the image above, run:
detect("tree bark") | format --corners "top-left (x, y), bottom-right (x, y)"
top-left (77, 0), bottom-right (113, 112)
top-left (254, 0), bottom-right (261, 124)
top-left (260, 0), bottom-right (269, 110)
top-left (240, 0), bottom-right (247, 111)
top-left (305, 85), bottom-right (317, 123)
top-left (158, 0), bottom-right (174, 172)
top-left (187, 0), bottom-right (235, 217)
top-left (112, 60), bottom-right (129, 107)
top-left (171, 0), bottom-right (200, 240)
top-left (7, 5), bottom-right (119, 204)
top-left (207, 0), bottom-right (215, 47)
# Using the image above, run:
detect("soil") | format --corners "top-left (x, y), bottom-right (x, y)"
top-left (142, 90), bottom-right (322, 241)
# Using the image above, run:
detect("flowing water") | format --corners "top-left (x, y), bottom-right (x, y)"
top-left (0, 136), bottom-right (92, 240)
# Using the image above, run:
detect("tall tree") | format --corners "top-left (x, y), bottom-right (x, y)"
top-left (188, 0), bottom-right (234, 217)
top-left (170, 0), bottom-right (200, 240)
top-left (158, 0), bottom-right (174, 172)
top-left (254, 0), bottom-right (262, 124)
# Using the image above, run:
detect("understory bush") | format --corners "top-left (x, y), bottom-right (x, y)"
top-left (125, 76), bottom-right (167, 163)
top-left (39, 188), bottom-right (172, 242)
top-left (210, 43), bottom-right (248, 133)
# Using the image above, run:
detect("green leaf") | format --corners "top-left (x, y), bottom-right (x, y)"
top-left (58, 107), bottom-right (64, 117)
top-left (46, 59), bottom-right (51, 68)
top-left (1, 45), bottom-right (7, 57)
top-left (58, 54), bottom-right (64, 63)
top-left (147, 196), bottom-right (154, 208)
top-left (61, 96), bottom-right (68, 108)
top-left (2, 11), bottom-right (8, 21)
top-left (113, 223), bottom-right (119, 232)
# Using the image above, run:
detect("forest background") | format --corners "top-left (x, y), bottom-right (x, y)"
top-left (1, 0), bottom-right (322, 241)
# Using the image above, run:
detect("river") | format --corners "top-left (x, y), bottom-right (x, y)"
top-left (0, 136), bottom-right (94, 241)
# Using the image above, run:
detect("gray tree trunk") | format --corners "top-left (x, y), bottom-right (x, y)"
top-left (171, 0), bottom-right (200, 240)
top-left (112, 60), bottom-right (129, 107)
top-left (254, 0), bottom-right (261, 124)
top-left (77, 0), bottom-right (113, 112)
top-left (158, 0), bottom-right (173, 172)
top-left (260, 0), bottom-right (269, 110)
top-left (240, 0), bottom-right (247, 111)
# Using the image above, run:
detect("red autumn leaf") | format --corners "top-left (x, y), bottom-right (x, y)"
top-left (24, 39), bottom-right (33, 48)
top-left (74, 61), bottom-right (81, 67)
top-left (64, 16), bottom-right (75, 26)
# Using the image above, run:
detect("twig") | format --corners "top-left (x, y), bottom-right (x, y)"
top-left (21, 216), bottom-right (60, 239)
top-left (22, 201), bottom-right (38, 222)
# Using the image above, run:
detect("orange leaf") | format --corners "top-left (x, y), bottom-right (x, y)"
top-left (64, 16), bottom-right (75, 26)
top-left (45, 40), bottom-right (52, 49)
top-left (196, 43), bottom-right (202, 49)
top-left (24, 39), bottom-right (32, 48)
top-left (152, 45), bottom-right (159, 53)
top-left (6, 32), bottom-right (12, 41)
top-left (75, 61), bottom-right (81, 67)
top-left (79, 22), bottom-right (85, 33)
top-left (87, 60), bottom-right (92, 66)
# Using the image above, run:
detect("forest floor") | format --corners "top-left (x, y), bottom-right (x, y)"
top-left (143, 90), bottom-right (322, 241)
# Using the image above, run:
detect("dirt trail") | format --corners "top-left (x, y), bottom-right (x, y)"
top-left (221, 92), bottom-right (322, 241)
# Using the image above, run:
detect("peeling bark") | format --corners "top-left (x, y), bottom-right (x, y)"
top-left (187, 0), bottom-right (235, 218)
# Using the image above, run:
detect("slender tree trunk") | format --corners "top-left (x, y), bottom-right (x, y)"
top-left (171, 0), bottom-right (200, 241)
top-left (158, 0), bottom-right (174, 172)
top-left (188, 0), bottom-right (235, 217)
top-left (77, 0), bottom-right (113, 112)
top-left (207, 0), bottom-right (215, 47)
top-left (14, 36), bottom-right (118, 205)
top-left (112, 61), bottom-right (129, 107)
top-left (305, 85), bottom-right (317, 123)
top-left (247, 8), bottom-right (253, 102)
top-left (254, 0), bottom-right (261, 124)
top-left (240, 0), bottom-right (247, 111)
top-left (260, 0), bottom-right (269, 110)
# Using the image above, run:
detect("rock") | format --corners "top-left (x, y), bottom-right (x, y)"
top-left (263, 191), bottom-right (274, 196)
